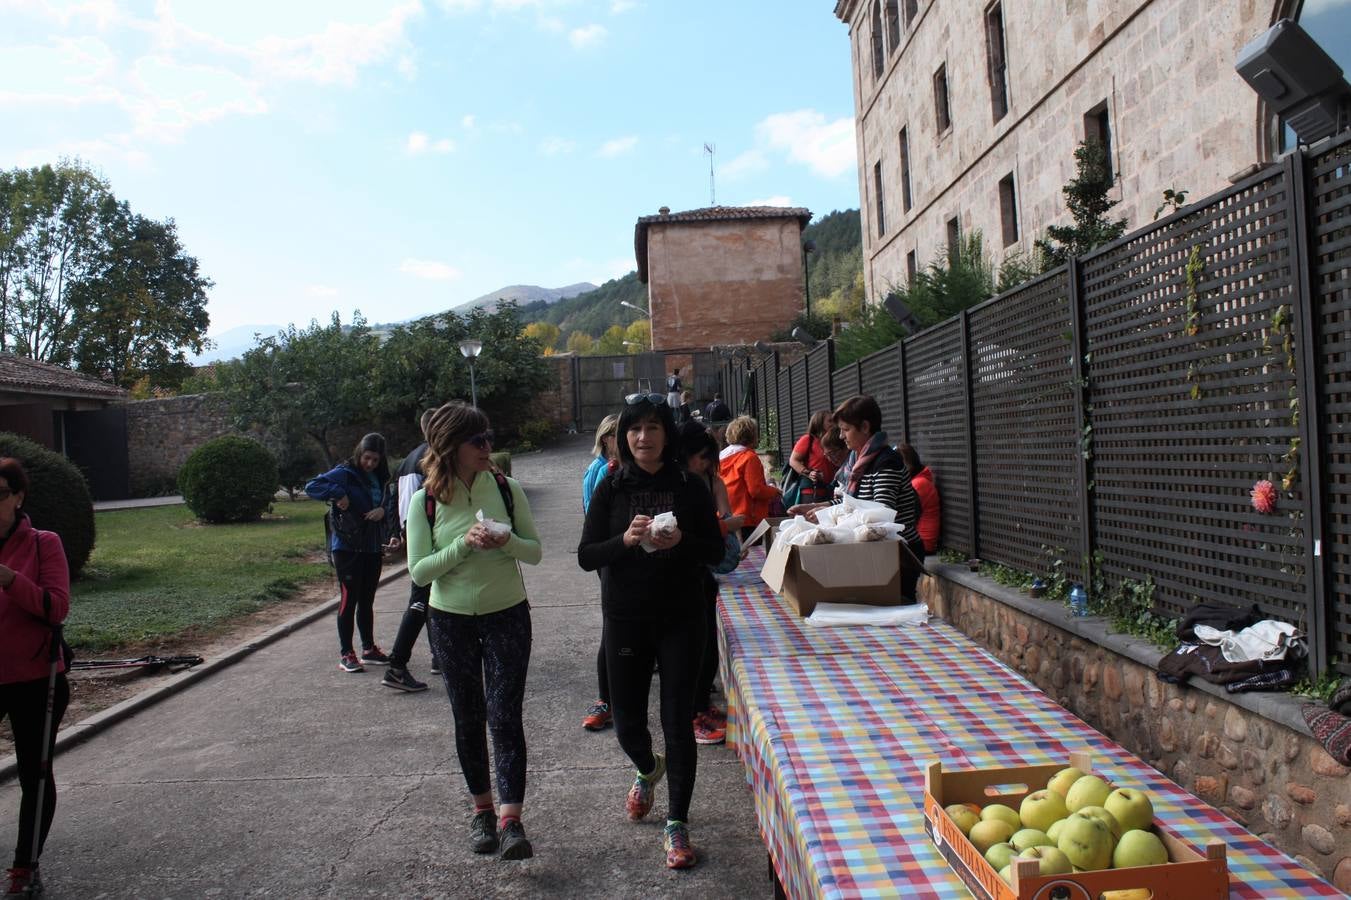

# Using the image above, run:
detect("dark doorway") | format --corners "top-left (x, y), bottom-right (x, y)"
top-left (64, 407), bottom-right (130, 501)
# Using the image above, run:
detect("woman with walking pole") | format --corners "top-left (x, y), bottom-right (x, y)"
top-left (0, 458), bottom-right (71, 898)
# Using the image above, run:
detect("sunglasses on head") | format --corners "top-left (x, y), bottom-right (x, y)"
top-left (624, 392), bottom-right (667, 407)
top-left (466, 431), bottom-right (494, 449)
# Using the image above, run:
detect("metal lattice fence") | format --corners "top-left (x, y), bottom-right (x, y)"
top-left (904, 319), bottom-right (973, 557)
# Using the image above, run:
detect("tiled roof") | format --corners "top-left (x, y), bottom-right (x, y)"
top-left (634, 205), bottom-right (813, 282)
top-left (0, 353), bottom-right (128, 401)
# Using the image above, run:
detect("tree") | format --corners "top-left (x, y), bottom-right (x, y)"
top-left (523, 321), bottom-right (560, 353)
top-left (72, 209), bottom-right (212, 390)
top-left (623, 318), bottom-right (651, 350)
top-left (1035, 140), bottom-right (1128, 269)
top-left (0, 161), bottom-right (112, 364)
top-left (596, 324), bottom-right (628, 355)
top-left (215, 312), bottom-right (378, 465)
top-left (565, 330), bottom-right (594, 354)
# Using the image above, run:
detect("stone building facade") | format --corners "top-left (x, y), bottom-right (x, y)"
top-left (635, 206), bottom-right (812, 351)
top-left (832, 0), bottom-right (1299, 301)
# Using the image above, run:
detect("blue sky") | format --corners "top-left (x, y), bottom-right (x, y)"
top-left (0, 0), bottom-right (860, 341)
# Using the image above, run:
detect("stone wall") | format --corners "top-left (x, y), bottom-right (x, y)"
top-left (838, 0), bottom-right (1283, 302)
top-left (920, 568), bottom-right (1350, 891)
top-left (125, 394), bottom-right (234, 495)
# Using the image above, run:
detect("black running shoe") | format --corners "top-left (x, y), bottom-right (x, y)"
top-left (381, 667), bottom-right (428, 693)
top-left (360, 645), bottom-right (390, 665)
top-left (470, 809), bottom-right (499, 854)
top-left (499, 819), bottom-right (534, 861)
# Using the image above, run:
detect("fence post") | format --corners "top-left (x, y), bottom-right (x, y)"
top-left (1066, 258), bottom-right (1095, 590)
top-left (1286, 149), bottom-right (1330, 678)
top-left (898, 340), bottom-right (910, 443)
top-left (959, 310), bottom-right (979, 557)
top-left (825, 339), bottom-right (837, 409)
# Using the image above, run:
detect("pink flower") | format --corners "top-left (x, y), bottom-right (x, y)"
top-left (1251, 479), bottom-right (1277, 514)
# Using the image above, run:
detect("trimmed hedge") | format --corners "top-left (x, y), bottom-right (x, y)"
top-left (179, 435), bottom-right (278, 523)
top-left (0, 432), bottom-right (97, 578)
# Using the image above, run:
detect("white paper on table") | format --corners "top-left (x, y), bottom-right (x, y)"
top-left (804, 602), bottom-right (930, 628)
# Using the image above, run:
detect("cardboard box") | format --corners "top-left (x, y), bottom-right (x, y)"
top-left (760, 536), bottom-right (907, 617)
top-left (923, 752), bottom-right (1229, 900)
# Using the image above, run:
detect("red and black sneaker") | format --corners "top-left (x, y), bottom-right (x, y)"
top-left (338, 652), bottom-right (365, 673)
top-left (582, 700), bottom-right (612, 731)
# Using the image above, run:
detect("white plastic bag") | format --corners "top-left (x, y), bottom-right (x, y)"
top-left (475, 509), bottom-right (512, 539)
top-left (641, 511), bottom-right (679, 553)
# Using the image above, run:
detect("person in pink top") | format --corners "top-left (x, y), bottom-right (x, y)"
top-left (899, 443), bottom-right (941, 554)
top-left (787, 411), bottom-right (839, 506)
top-left (0, 458), bottom-right (71, 898)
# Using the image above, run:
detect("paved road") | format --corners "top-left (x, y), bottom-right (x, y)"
top-left (1, 435), bottom-right (770, 898)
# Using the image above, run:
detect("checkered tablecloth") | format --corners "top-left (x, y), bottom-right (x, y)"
top-left (715, 551), bottom-right (1342, 899)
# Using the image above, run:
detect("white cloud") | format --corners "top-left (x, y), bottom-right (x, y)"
top-left (399, 258), bottom-right (463, 280)
top-left (741, 195), bottom-right (794, 208)
top-left (538, 135), bottom-right (576, 155)
top-left (306, 284), bottom-right (339, 298)
top-left (462, 113), bottom-right (477, 129)
top-left (406, 131), bottom-right (455, 154)
top-left (126, 56), bottom-right (268, 141)
top-left (721, 148), bottom-right (768, 181)
top-left (252, 1), bottom-right (423, 87)
top-left (569, 23), bottom-right (607, 48)
top-left (599, 135), bottom-right (638, 157)
top-left (396, 53), bottom-right (417, 79)
top-left (610, 0), bottom-right (637, 12)
top-left (757, 109), bottom-right (856, 179)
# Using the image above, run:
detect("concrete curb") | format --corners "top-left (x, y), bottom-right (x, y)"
top-left (0, 563), bottom-right (409, 783)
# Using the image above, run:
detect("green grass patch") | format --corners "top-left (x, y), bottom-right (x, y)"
top-left (69, 501), bottom-right (334, 652)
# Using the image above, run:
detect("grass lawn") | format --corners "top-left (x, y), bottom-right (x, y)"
top-left (69, 499), bottom-right (335, 652)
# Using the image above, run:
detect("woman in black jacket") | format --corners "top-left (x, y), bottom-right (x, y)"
top-left (789, 394), bottom-right (925, 602)
top-left (305, 433), bottom-right (396, 673)
top-left (577, 394), bottom-right (723, 870)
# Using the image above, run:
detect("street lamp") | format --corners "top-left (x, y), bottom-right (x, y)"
top-left (619, 300), bottom-right (648, 315)
top-left (459, 339), bottom-right (482, 407)
top-left (802, 239), bottom-right (816, 318)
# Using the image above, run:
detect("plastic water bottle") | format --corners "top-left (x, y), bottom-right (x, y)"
top-left (1069, 583), bottom-right (1088, 617)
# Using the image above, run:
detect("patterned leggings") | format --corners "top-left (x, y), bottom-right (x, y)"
top-left (427, 602), bottom-right (532, 805)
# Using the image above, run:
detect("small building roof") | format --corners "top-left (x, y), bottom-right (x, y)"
top-left (0, 353), bottom-right (128, 401)
top-left (634, 205), bottom-right (813, 283)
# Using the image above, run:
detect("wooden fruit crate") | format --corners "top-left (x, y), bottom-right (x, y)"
top-left (922, 751), bottom-right (1229, 900)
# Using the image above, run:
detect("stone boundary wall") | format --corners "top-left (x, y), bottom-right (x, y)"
top-left (919, 568), bottom-right (1350, 891)
top-left (125, 394), bottom-right (234, 496)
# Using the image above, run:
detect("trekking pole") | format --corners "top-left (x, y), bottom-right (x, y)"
top-left (29, 616), bottom-right (62, 881)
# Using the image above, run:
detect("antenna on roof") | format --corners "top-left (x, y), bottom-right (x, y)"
top-left (704, 142), bottom-right (716, 206)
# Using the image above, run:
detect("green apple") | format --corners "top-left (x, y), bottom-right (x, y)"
top-left (1077, 805), bottom-right (1122, 840)
top-left (1020, 789), bottom-right (1069, 833)
top-left (1056, 812), bottom-right (1113, 871)
top-left (1017, 845), bottom-right (1074, 876)
top-left (998, 863), bottom-right (1013, 885)
top-left (1112, 829), bottom-right (1168, 869)
top-left (1065, 774), bottom-right (1113, 813)
top-left (1045, 818), bottom-right (1068, 844)
top-left (980, 803), bottom-right (1022, 832)
top-left (944, 803), bottom-right (979, 836)
top-left (985, 841), bottom-right (1017, 871)
top-left (1010, 828), bottom-right (1054, 851)
top-left (1104, 787), bottom-right (1155, 833)
top-left (968, 819), bottom-right (1015, 855)
top-left (1047, 766), bottom-right (1085, 798)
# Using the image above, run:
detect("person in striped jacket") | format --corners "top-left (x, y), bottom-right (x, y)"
top-left (788, 394), bottom-right (925, 602)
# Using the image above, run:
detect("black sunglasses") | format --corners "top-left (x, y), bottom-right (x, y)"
top-left (625, 392), bottom-right (667, 407)
top-left (466, 431), bottom-right (494, 449)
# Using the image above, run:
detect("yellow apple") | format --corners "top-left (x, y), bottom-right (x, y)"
top-left (968, 819), bottom-right (1015, 855)
top-left (1020, 789), bottom-right (1069, 833)
top-left (1010, 828), bottom-right (1054, 851)
top-left (944, 803), bottom-right (979, 836)
top-left (1112, 829), bottom-right (1168, 869)
top-left (985, 841), bottom-right (1017, 871)
top-left (1104, 787), bottom-right (1155, 833)
top-left (1065, 774), bottom-right (1113, 813)
top-left (998, 863), bottom-right (1013, 885)
top-left (1077, 805), bottom-right (1122, 841)
top-left (1047, 766), bottom-right (1085, 797)
top-left (1017, 844), bottom-right (1074, 876)
top-left (1045, 818), bottom-right (1069, 844)
top-left (1056, 812), bottom-right (1113, 870)
top-left (980, 803), bottom-right (1022, 832)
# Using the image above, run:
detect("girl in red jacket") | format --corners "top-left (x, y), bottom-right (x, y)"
top-left (0, 458), bottom-right (71, 898)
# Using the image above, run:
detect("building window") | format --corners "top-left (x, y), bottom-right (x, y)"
top-left (985, 2), bottom-right (1009, 122)
top-left (874, 161), bottom-right (887, 237)
top-left (1084, 101), bottom-right (1114, 182)
top-left (903, 0), bottom-right (919, 28)
top-left (885, 0), bottom-right (902, 54)
top-left (998, 173), bottom-right (1019, 246)
top-left (899, 126), bottom-right (913, 213)
top-left (946, 216), bottom-right (961, 263)
top-left (871, 0), bottom-right (885, 79)
top-left (934, 63), bottom-right (951, 133)
top-left (906, 249), bottom-right (918, 284)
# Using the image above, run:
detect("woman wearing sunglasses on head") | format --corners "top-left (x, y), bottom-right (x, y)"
top-left (406, 402), bottom-right (543, 861)
top-left (577, 393), bottom-right (724, 870)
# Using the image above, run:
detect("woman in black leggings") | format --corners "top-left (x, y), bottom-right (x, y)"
top-left (577, 394), bottom-right (723, 869)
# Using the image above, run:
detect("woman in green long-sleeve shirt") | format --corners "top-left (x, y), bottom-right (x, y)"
top-left (406, 401), bottom-right (542, 861)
